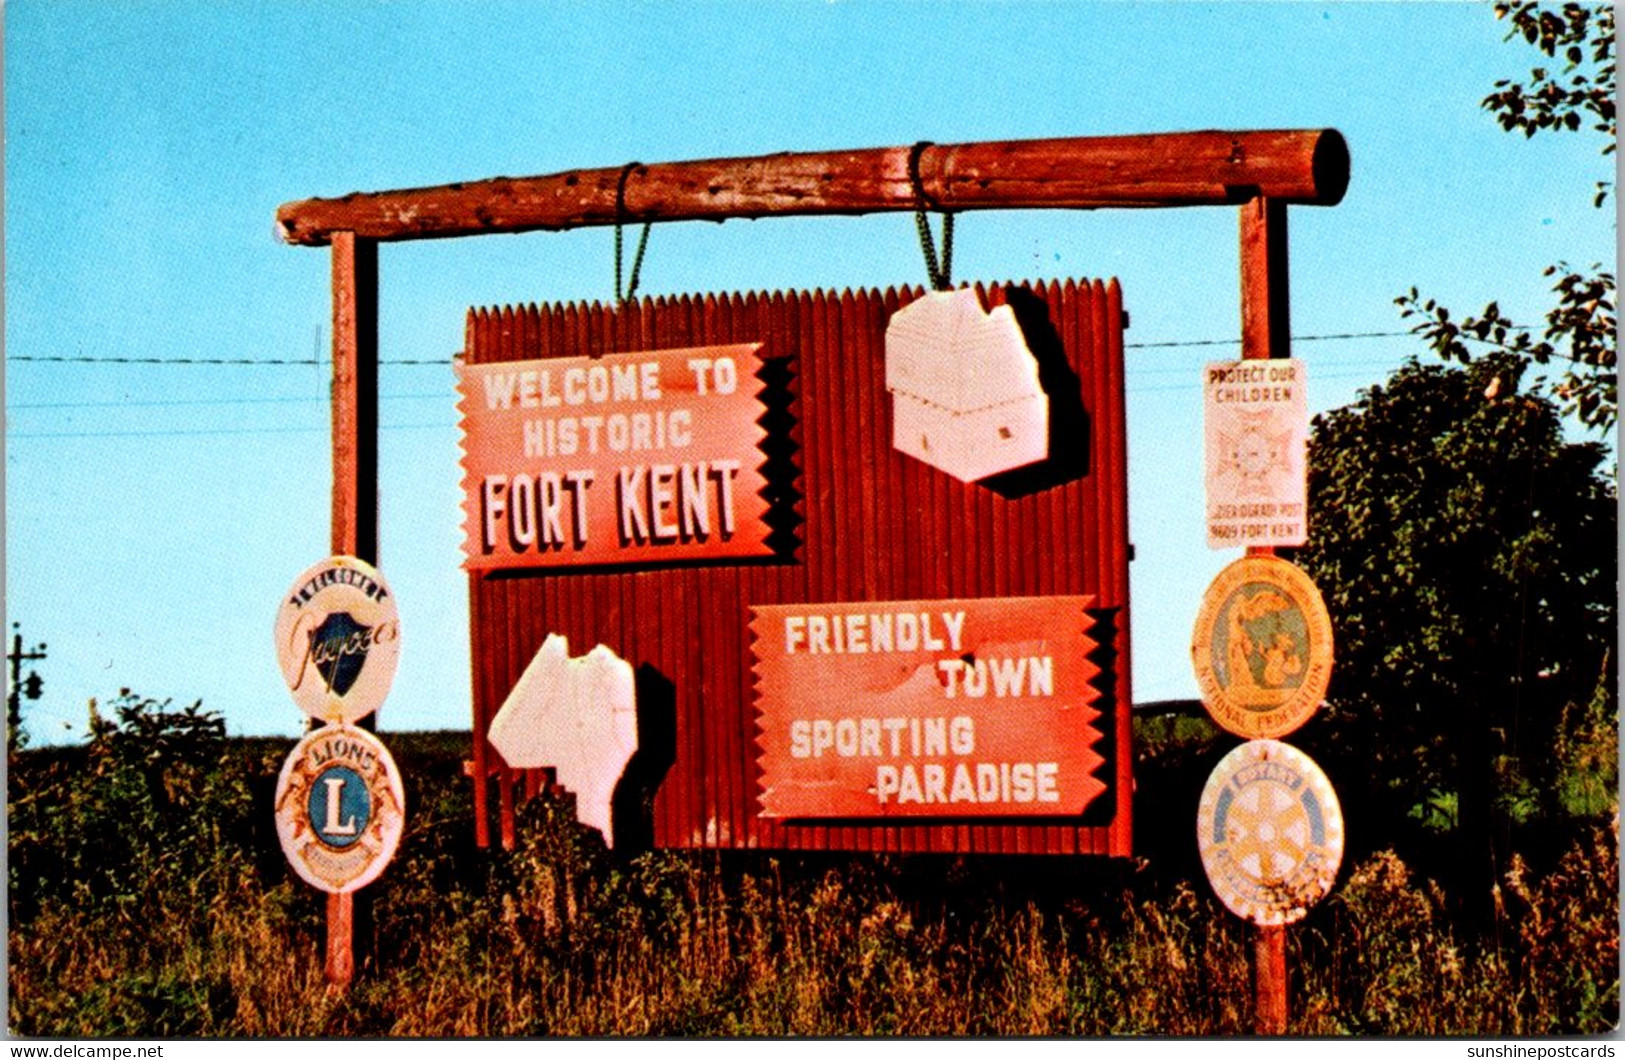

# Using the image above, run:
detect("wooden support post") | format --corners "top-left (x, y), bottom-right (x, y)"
top-left (499, 766), bottom-right (516, 850)
top-left (277, 130), bottom-right (1348, 245)
top-left (1241, 194), bottom-right (1289, 563)
top-left (330, 231), bottom-right (379, 563)
top-left (1239, 195), bottom-right (1290, 364)
top-left (1255, 923), bottom-right (1289, 1034)
top-left (326, 895), bottom-right (355, 989)
top-left (1241, 196), bottom-right (1291, 1031)
top-left (326, 230), bottom-right (379, 990)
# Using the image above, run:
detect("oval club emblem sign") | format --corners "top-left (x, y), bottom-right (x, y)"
top-left (275, 725), bottom-right (405, 894)
top-left (1197, 739), bottom-right (1343, 926)
top-left (275, 556), bottom-right (400, 725)
top-left (1190, 555), bottom-right (1332, 739)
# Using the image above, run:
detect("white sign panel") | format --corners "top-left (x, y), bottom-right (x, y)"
top-left (1204, 358), bottom-right (1308, 549)
top-left (885, 289), bottom-right (1049, 483)
top-left (1197, 739), bottom-right (1344, 926)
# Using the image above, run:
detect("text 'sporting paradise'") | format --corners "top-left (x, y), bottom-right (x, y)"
top-left (752, 596), bottom-right (1108, 818)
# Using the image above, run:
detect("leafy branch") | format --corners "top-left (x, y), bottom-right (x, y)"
top-left (1396, 262), bottom-right (1617, 428)
top-left (1484, 1), bottom-right (1616, 204)
top-left (1401, 2), bottom-right (1617, 431)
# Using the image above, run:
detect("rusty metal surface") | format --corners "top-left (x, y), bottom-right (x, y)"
top-left (466, 281), bottom-right (1131, 855)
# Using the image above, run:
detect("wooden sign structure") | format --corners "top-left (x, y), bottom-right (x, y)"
top-left (1195, 270), bottom-right (1334, 1031)
top-left (276, 128), bottom-right (1348, 973)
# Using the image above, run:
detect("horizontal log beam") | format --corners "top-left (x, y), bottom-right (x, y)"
top-left (276, 129), bottom-right (1348, 246)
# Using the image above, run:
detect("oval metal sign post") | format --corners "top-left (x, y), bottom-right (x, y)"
top-left (1198, 739), bottom-right (1344, 1035)
top-left (274, 554), bottom-right (404, 989)
top-left (1190, 554), bottom-right (1333, 741)
top-left (274, 555), bottom-right (400, 726)
top-left (275, 725), bottom-right (406, 895)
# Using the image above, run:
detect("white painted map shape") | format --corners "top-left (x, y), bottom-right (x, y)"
top-left (489, 634), bottom-right (637, 847)
top-left (885, 288), bottom-right (1048, 483)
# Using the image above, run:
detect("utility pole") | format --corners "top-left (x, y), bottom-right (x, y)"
top-left (8, 623), bottom-right (47, 751)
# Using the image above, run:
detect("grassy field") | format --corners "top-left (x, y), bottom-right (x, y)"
top-left (7, 696), bottom-right (1618, 1037)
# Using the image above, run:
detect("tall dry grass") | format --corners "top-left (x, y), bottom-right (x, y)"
top-left (8, 702), bottom-right (1618, 1037)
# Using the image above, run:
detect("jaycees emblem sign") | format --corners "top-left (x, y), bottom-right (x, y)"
top-left (275, 725), bottom-right (406, 894)
top-left (1197, 739), bottom-right (1343, 926)
top-left (1191, 555), bottom-right (1332, 740)
top-left (275, 556), bottom-right (400, 725)
top-left (751, 596), bottom-right (1107, 818)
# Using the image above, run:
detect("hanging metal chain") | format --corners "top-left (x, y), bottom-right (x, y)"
top-left (909, 141), bottom-right (955, 290)
top-left (913, 208), bottom-right (955, 291)
top-left (615, 162), bottom-right (653, 304)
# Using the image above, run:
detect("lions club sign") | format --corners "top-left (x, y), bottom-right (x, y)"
top-left (274, 725), bottom-right (405, 894)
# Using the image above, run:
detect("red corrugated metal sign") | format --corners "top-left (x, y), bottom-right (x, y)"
top-left (463, 280), bottom-right (1132, 856)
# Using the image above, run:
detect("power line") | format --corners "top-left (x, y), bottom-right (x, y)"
top-left (9, 329), bottom-right (1427, 368)
top-left (6, 422), bottom-right (449, 441)
top-left (7, 355), bottom-right (448, 366)
top-left (8, 392), bottom-right (448, 411)
top-left (7, 367), bottom-right (1410, 438)
top-left (1124, 330), bottom-right (1415, 350)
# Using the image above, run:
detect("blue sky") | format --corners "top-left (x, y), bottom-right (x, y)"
top-left (5, 1), bottom-right (1615, 745)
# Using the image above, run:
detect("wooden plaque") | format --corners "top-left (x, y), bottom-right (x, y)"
top-left (458, 344), bottom-right (772, 571)
top-left (751, 595), bottom-right (1106, 819)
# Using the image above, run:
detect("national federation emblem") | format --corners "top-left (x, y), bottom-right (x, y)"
top-left (275, 555), bottom-right (400, 724)
top-left (1197, 739), bottom-right (1343, 926)
top-left (1190, 555), bottom-right (1332, 739)
top-left (274, 724), bottom-right (405, 894)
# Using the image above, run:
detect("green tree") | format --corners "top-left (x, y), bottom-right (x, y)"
top-left (1293, 353), bottom-right (1615, 913)
top-left (1396, 2), bottom-right (1616, 430)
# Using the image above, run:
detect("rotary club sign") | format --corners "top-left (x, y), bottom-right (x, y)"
top-left (1197, 740), bottom-right (1343, 926)
top-left (751, 595), bottom-right (1107, 819)
top-left (274, 725), bottom-right (406, 895)
top-left (457, 344), bottom-right (772, 572)
top-left (1191, 555), bottom-right (1333, 740)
